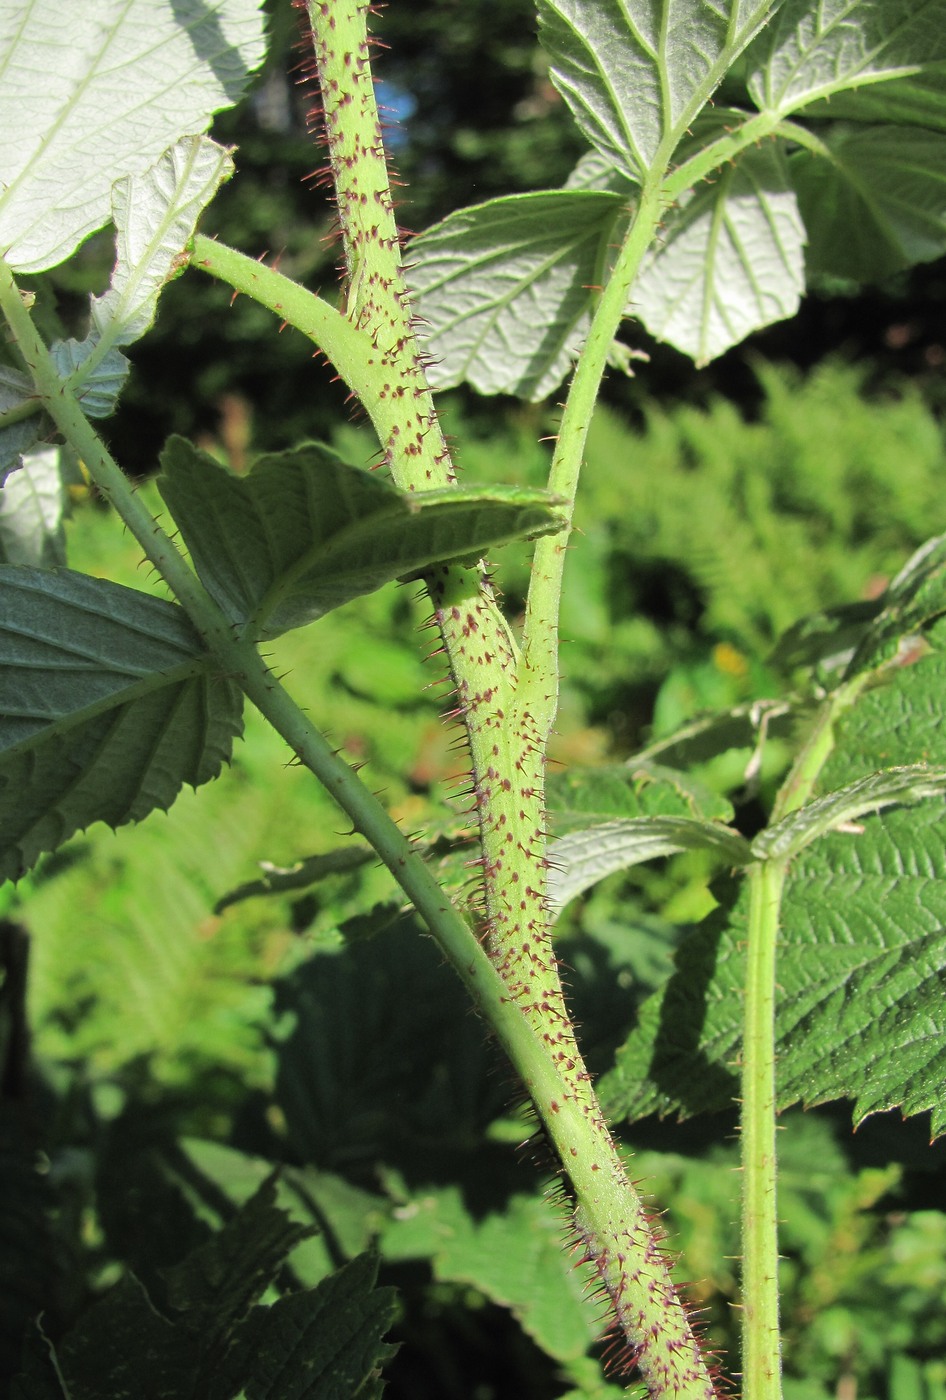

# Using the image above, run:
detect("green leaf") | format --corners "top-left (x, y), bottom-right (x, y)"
top-left (209, 1254), bottom-right (397, 1400)
top-left (382, 1187), bottom-right (601, 1364)
top-left (847, 533), bottom-right (946, 674)
top-left (634, 142), bottom-right (806, 364)
top-left (0, 368), bottom-right (47, 483)
top-left (753, 765), bottom-right (946, 860)
top-left (0, 567), bottom-right (243, 881)
top-left (93, 136), bottom-right (234, 346)
top-left (548, 816), bottom-right (752, 914)
top-left (747, 0), bottom-right (946, 116)
top-left (537, 0), bottom-right (779, 183)
top-left (57, 1275), bottom-right (200, 1400)
top-left (162, 1177), bottom-right (316, 1345)
top-left (602, 622), bottom-right (946, 1135)
top-left (0, 447), bottom-right (67, 567)
top-left (548, 759), bottom-right (736, 828)
top-left (0, 0), bottom-right (265, 273)
top-left (798, 65), bottom-right (946, 130)
top-left (791, 124), bottom-right (946, 282)
top-left (158, 437), bottom-right (567, 638)
top-left (408, 190), bottom-right (625, 400)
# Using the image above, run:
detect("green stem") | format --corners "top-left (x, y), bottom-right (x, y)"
top-left (741, 856), bottom-right (785, 1400)
top-left (520, 177), bottom-right (668, 736)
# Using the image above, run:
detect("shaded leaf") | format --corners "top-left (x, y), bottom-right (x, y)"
top-left (0, 368), bottom-right (47, 485)
top-left (162, 1176), bottom-right (316, 1344)
top-left (0, 447), bottom-right (67, 567)
top-left (0, 567), bottom-right (243, 881)
top-left (158, 437), bottom-right (567, 638)
top-left (0, 0), bottom-right (265, 273)
top-left (547, 759), bottom-right (735, 829)
top-left (408, 190), bottom-right (625, 400)
top-left (209, 1253), bottom-right (397, 1400)
top-left (799, 65), bottom-right (946, 130)
top-left (634, 141), bottom-right (805, 364)
top-left (537, 0), bottom-right (779, 182)
top-left (49, 338), bottom-right (129, 420)
top-left (791, 124), bottom-right (946, 281)
top-left (58, 1275), bottom-right (199, 1400)
top-left (382, 1187), bottom-right (601, 1364)
top-left (747, 0), bottom-right (946, 116)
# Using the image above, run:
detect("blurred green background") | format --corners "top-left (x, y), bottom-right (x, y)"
top-left (4, 3), bottom-right (946, 1397)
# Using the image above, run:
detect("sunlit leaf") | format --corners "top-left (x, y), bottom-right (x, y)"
top-left (0, 0), bottom-right (265, 273)
top-left (634, 142), bottom-right (805, 364)
top-left (537, 0), bottom-right (780, 182)
top-left (747, 0), bottom-right (946, 116)
top-left (0, 447), bottom-right (67, 567)
top-left (408, 190), bottom-right (625, 400)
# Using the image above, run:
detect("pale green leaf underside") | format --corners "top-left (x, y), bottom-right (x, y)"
top-left (0, 567), bottom-right (243, 882)
top-left (0, 446), bottom-right (66, 567)
top-left (547, 759), bottom-right (735, 828)
top-left (158, 438), bottom-right (567, 639)
top-left (0, 0), bottom-right (265, 273)
top-left (537, 0), bottom-right (780, 182)
top-left (753, 765), bottom-right (946, 859)
top-left (548, 816), bottom-right (751, 914)
top-left (799, 64), bottom-right (946, 130)
top-left (634, 142), bottom-right (805, 364)
top-left (791, 124), bottom-right (946, 281)
top-left (408, 190), bottom-right (623, 401)
top-left (93, 136), bottom-right (234, 348)
top-left (747, 0), bottom-right (946, 116)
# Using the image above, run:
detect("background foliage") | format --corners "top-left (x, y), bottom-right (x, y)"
top-left (3, 2), bottom-right (946, 1397)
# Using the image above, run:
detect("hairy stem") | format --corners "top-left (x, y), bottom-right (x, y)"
top-left (298, 5), bottom-right (718, 1396)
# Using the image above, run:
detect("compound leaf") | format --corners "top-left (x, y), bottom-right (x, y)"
top-left (634, 141), bottom-right (806, 364)
top-left (747, 0), bottom-right (946, 117)
top-left (0, 0), bottom-right (265, 274)
top-left (601, 616), bottom-right (946, 1136)
top-left (537, 0), bottom-right (780, 183)
top-left (408, 190), bottom-right (625, 400)
top-left (791, 124), bottom-right (946, 281)
top-left (158, 437), bottom-right (566, 638)
top-left (0, 567), bottom-right (243, 882)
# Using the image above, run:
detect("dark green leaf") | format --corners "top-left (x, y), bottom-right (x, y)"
top-left (538, 0), bottom-right (779, 182)
top-left (382, 1187), bottom-right (601, 1364)
top-left (0, 567), bottom-right (243, 881)
top-left (408, 190), bottom-right (625, 400)
top-left (791, 124), bottom-right (946, 281)
top-left (747, 0), bottom-right (946, 116)
top-left (602, 623), bottom-right (946, 1136)
top-left (58, 1274), bottom-right (200, 1400)
top-left (158, 437), bottom-right (567, 637)
top-left (209, 1254), bottom-right (397, 1400)
top-left (162, 1176), bottom-right (316, 1343)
